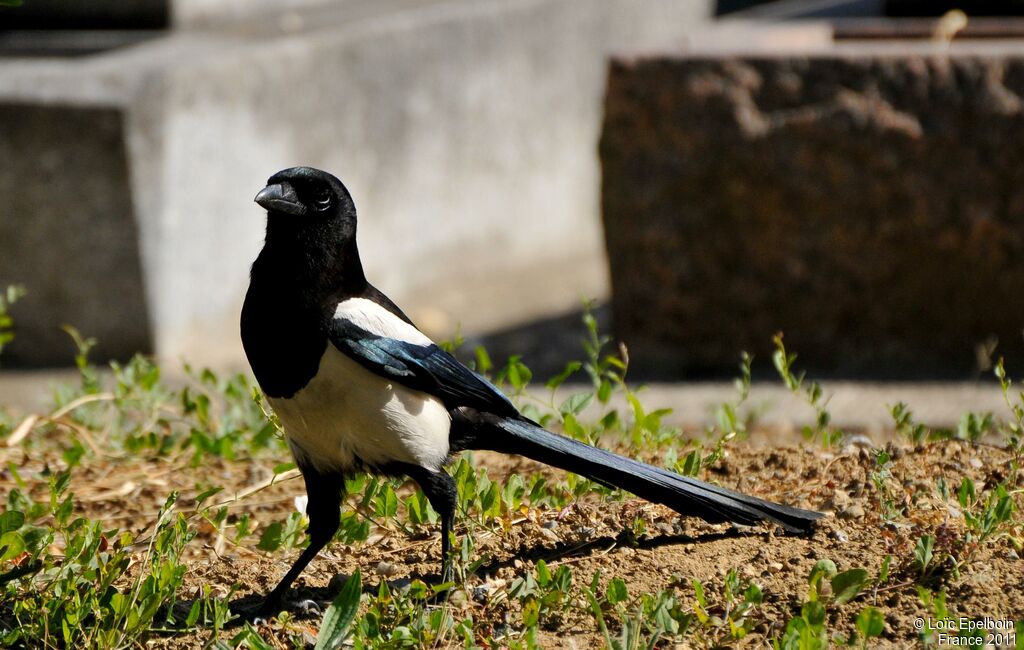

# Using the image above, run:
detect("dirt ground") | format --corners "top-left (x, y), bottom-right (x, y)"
top-left (15, 431), bottom-right (1008, 648)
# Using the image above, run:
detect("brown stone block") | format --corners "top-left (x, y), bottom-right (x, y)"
top-left (600, 52), bottom-right (1024, 377)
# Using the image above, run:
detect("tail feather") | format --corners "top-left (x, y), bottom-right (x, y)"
top-left (454, 411), bottom-right (822, 534)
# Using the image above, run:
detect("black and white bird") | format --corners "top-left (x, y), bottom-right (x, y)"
top-left (240, 166), bottom-right (822, 615)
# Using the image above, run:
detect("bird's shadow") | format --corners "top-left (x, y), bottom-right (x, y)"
top-left (163, 525), bottom-right (767, 632)
top-left (471, 526), bottom-right (747, 578)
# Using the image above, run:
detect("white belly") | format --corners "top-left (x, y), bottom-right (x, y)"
top-left (268, 346), bottom-right (452, 474)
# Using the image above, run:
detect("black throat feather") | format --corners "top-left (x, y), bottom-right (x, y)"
top-left (241, 212), bottom-right (365, 398)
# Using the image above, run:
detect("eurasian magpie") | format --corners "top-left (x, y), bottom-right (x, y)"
top-left (241, 166), bottom-right (822, 615)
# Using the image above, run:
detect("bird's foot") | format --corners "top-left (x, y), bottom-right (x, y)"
top-left (227, 595), bottom-right (280, 625)
top-left (253, 599), bottom-right (283, 622)
top-left (232, 589), bottom-right (288, 622)
top-left (233, 590), bottom-right (326, 621)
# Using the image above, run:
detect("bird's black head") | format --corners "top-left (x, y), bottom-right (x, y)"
top-left (252, 166), bottom-right (366, 292)
top-left (254, 166), bottom-right (356, 223)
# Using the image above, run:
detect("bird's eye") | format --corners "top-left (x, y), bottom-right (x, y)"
top-left (314, 188), bottom-right (332, 211)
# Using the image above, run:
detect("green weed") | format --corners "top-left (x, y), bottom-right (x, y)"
top-left (585, 570), bottom-right (694, 650)
top-left (772, 560), bottom-right (877, 649)
top-left (772, 334), bottom-right (841, 448)
top-left (0, 285), bottom-right (25, 362)
top-left (3, 299), bottom-right (1021, 649)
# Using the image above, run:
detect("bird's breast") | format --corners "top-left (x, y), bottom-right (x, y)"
top-left (268, 346), bottom-right (452, 474)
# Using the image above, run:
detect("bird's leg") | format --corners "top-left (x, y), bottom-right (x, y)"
top-left (432, 474), bottom-right (458, 586)
top-left (405, 467), bottom-right (458, 587)
top-left (257, 466), bottom-right (345, 617)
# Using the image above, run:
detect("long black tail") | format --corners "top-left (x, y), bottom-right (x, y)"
top-left (452, 410), bottom-right (822, 534)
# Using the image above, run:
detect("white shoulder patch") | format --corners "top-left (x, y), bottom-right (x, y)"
top-left (334, 297), bottom-right (433, 346)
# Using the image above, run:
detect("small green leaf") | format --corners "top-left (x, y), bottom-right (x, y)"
top-left (272, 462), bottom-right (296, 475)
top-left (52, 470), bottom-right (72, 497)
top-left (406, 492), bottom-right (424, 524)
top-left (381, 485), bottom-right (398, 518)
top-left (185, 598), bottom-right (203, 627)
top-left (606, 577), bottom-right (628, 605)
top-left (878, 554), bottom-right (892, 584)
top-left (914, 535), bottom-right (934, 574)
top-left (958, 477), bottom-right (975, 508)
top-left (680, 450), bottom-right (702, 477)
top-left (831, 568), bottom-right (869, 605)
top-left (474, 346), bottom-right (493, 373)
top-left (316, 569), bottom-right (362, 650)
top-left (230, 623), bottom-right (275, 650)
top-left (802, 600), bottom-right (826, 626)
top-left (535, 560), bottom-right (551, 586)
top-left (807, 559), bottom-right (837, 601)
top-left (743, 583), bottom-right (763, 605)
top-left (480, 482), bottom-right (500, 517)
top-left (856, 606), bottom-right (884, 639)
top-left (0, 511), bottom-right (24, 535)
top-left (505, 356), bottom-right (533, 390)
top-left (561, 413), bottom-right (587, 440)
top-left (692, 578), bottom-right (707, 607)
top-left (545, 361), bottom-right (581, 389)
top-left (559, 392), bottom-right (593, 417)
top-left (257, 522), bottom-right (283, 552)
top-left (519, 597), bottom-right (539, 627)
top-left (0, 531), bottom-right (26, 561)
top-left (194, 486), bottom-right (223, 508)
top-left (808, 559), bottom-right (837, 586)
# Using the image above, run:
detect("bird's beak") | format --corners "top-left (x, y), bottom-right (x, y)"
top-left (254, 182), bottom-right (306, 216)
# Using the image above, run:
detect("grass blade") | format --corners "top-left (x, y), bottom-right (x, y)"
top-left (315, 568), bottom-right (362, 650)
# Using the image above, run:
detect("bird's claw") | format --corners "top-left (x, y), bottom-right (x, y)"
top-left (226, 598), bottom-right (278, 626)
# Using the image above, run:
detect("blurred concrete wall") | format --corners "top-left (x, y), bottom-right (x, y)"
top-left (0, 0), bottom-right (711, 367)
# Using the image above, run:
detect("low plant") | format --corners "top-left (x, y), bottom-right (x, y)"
top-left (690, 569), bottom-right (764, 643)
top-left (0, 285), bottom-right (25, 362)
top-left (890, 402), bottom-right (928, 446)
top-left (771, 334), bottom-right (841, 448)
top-left (869, 449), bottom-right (905, 522)
top-left (584, 571), bottom-right (693, 650)
top-left (508, 559), bottom-right (575, 631)
top-left (1, 479), bottom-right (194, 648)
top-left (772, 560), bottom-right (876, 650)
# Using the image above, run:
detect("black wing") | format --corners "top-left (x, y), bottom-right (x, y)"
top-left (328, 318), bottom-right (520, 418)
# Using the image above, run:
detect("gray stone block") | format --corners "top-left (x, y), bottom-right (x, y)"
top-left (0, 104), bottom-right (151, 366)
top-left (600, 44), bottom-right (1024, 377)
top-left (0, 0), bottom-right (710, 367)
top-left (0, 0), bottom-right (325, 29)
